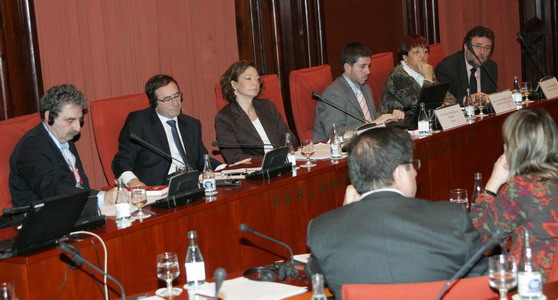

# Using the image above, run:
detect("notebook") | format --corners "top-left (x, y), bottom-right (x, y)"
top-left (0, 189), bottom-right (90, 260)
top-left (388, 81), bottom-right (450, 130)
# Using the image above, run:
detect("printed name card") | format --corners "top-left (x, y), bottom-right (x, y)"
top-left (539, 77), bottom-right (558, 100)
top-left (434, 104), bottom-right (467, 130)
top-left (489, 90), bottom-right (516, 114)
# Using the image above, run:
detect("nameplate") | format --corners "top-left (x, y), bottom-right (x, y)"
top-left (434, 104), bottom-right (467, 130)
top-left (539, 76), bottom-right (558, 99)
top-left (489, 90), bottom-right (516, 114)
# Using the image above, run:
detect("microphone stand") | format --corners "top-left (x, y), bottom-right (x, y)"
top-left (130, 133), bottom-right (193, 172)
top-left (312, 92), bottom-right (370, 124)
top-left (58, 242), bottom-right (127, 299)
top-left (516, 32), bottom-right (547, 79)
top-left (465, 43), bottom-right (499, 91)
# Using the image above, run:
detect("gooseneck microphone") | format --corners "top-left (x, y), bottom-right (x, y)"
top-left (239, 223), bottom-right (294, 263)
top-left (312, 92), bottom-right (370, 124)
top-left (2, 206), bottom-right (29, 215)
top-left (435, 230), bottom-right (507, 300)
top-left (465, 43), bottom-right (499, 91)
top-left (211, 141), bottom-right (279, 149)
top-left (58, 241), bottom-right (127, 299)
top-left (129, 133), bottom-right (193, 172)
top-left (214, 268), bottom-right (227, 300)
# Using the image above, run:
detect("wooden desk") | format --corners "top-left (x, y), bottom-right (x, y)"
top-left (2, 98), bottom-right (558, 299)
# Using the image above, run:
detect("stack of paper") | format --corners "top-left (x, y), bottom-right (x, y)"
top-left (185, 277), bottom-right (307, 300)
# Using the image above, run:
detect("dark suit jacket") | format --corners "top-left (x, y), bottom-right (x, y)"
top-left (306, 191), bottom-right (487, 299)
top-left (10, 123), bottom-right (90, 207)
top-left (112, 108), bottom-right (220, 186)
top-left (214, 99), bottom-right (299, 164)
top-left (435, 50), bottom-right (498, 103)
top-left (313, 76), bottom-right (377, 142)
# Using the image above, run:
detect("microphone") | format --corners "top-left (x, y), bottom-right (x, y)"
top-left (214, 268), bottom-right (227, 300)
top-left (435, 230), bottom-right (507, 300)
top-left (129, 133), bottom-right (193, 172)
top-left (2, 206), bottom-right (29, 215)
top-left (239, 223), bottom-right (294, 263)
top-left (312, 92), bottom-right (370, 124)
top-left (239, 224), bottom-right (298, 281)
top-left (465, 43), bottom-right (499, 90)
top-left (211, 141), bottom-right (279, 148)
top-left (516, 32), bottom-right (548, 100)
top-left (58, 241), bottom-right (127, 299)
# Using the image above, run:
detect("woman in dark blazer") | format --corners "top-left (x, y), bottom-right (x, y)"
top-left (215, 60), bottom-right (298, 164)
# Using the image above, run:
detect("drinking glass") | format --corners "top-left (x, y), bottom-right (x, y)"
top-left (343, 130), bottom-right (355, 148)
top-left (156, 252), bottom-right (181, 299)
top-left (0, 282), bottom-right (16, 300)
top-left (489, 255), bottom-right (517, 300)
top-left (131, 187), bottom-right (151, 219)
top-left (522, 82), bottom-right (532, 98)
top-left (449, 188), bottom-right (469, 208)
top-left (475, 94), bottom-right (488, 117)
top-left (300, 140), bottom-right (316, 168)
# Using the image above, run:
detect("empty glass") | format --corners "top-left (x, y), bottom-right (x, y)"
top-left (489, 255), bottom-right (517, 300)
top-left (450, 188), bottom-right (469, 208)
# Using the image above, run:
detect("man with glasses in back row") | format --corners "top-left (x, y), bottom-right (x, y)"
top-left (112, 74), bottom-right (222, 187)
top-left (435, 26), bottom-right (498, 104)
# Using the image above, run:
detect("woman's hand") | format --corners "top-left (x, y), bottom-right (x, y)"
top-left (485, 153), bottom-right (510, 194)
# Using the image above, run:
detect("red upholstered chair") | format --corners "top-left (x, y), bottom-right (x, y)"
top-left (429, 43), bottom-right (445, 69)
top-left (90, 93), bottom-right (149, 185)
top-left (0, 113), bottom-right (41, 211)
top-left (342, 276), bottom-right (495, 300)
top-left (215, 74), bottom-right (288, 124)
top-left (367, 52), bottom-right (395, 111)
top-left (289, 65), bottom-right (332, 141)
top-left (548, 250), bottom-right (558, 282)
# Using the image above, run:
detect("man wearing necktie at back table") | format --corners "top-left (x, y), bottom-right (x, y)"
top-left (435, 26), bottom-right (498, 105)
top-left (305, 127), bottom-right (487, 299)
top-left (312, 42), bottom-right (404, 142)
top-left (112, 74), bottom-right (222, 188)
top-left (10, 84), bottom-right (116, 207)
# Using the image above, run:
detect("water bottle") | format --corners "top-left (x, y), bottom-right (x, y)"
top-left (311, 273), bottom-right (327, 300)
top-left (114, 178), bottom-right (131, 227)
top-left (471, 172), bottom-right (483, 207)
top-left (513, 76), bottom-right (523, 108)
top-left (329, 123), bottom-right (342, 160)
top-left (464, 88), bottom-right (475, 119)
top-left (185, 230), bottom-right (206, 287)
top-left (417, 102), bottom-right (429, 135)
top-left (285, 132), bottom-right (296, 168)
top-left (202, 154), bottom-right (217, 196)
top-left (518, 231), bottom-right (543, 299)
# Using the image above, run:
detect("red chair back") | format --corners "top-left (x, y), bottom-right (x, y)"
top-left (548, 250), bottom-right (558, 282)
top-left (0, 113), bottom-right (41, 211)
top-left (342, 276), bottom-right (495, 300)
top-left (289, 65), bottom-right (332, 141)
top-left (215, 74), bottom-right (288, 124)
top-left (429, 43), bottom-right (445, 69)
top-left (90, 93), bottom-right (149, 185)
top-left (367, 52), bottom-right (395, 111)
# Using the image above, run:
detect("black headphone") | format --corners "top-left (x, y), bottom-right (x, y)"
top-left (47, 111), bottom-right (58, 126)
top-left (243, 262), bottom-right (298, 282)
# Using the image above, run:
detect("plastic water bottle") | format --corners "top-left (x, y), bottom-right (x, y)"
top-left (329, 123), bottom-right (342, 160)
top-left (114, 178), bottom-right (131, 227)
top-left (518, 231), bottom-right (543, 299)
top-left (418, 102), bottom-right (429, 135)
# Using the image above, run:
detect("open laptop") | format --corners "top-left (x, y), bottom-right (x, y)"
top-left (0, 189), bottom-right (90, 260)
top-left (388, 81), bottom-right (450, 130)
top-left (150, 171), bottom-right (205, 208)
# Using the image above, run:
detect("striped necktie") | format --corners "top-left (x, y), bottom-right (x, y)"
top-left (356, 89), bottom-right (372, 122)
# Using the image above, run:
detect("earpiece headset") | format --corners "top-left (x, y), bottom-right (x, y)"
top-left (243, 262), bottom-right (298, 282)
top-left (47, 111), bottom-right (58, 126)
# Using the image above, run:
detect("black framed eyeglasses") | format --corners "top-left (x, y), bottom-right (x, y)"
top-left (401, 159), bottom-right (421, 170)
top-left (157, 91), bottom-right (183, 103)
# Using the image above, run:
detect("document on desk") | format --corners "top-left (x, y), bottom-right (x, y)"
top-left (295, 142), bottom-right (334, 160)
top-left (187, 276), bottom-right (307, 300)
